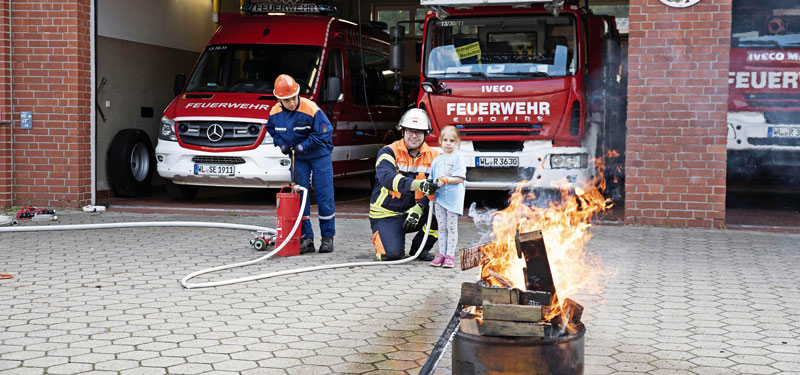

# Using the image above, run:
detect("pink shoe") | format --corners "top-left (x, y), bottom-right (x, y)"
top-left (442, 255), bottom-right (455, 268)
top-left (430, 254), bottom-right (445, 267)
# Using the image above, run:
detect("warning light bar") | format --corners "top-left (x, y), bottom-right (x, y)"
top-left (241, 2), bottom-right (337, 14)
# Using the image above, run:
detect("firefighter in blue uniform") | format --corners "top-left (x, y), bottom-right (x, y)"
top-left (370, 108), bottom-right (440, 261)
top-left (266, 74), bottom-right (335, 253)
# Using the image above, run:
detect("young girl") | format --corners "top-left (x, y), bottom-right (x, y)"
top-left (429, 126), bottom-right (466, 268)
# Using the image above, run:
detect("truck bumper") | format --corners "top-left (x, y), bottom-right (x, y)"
top-left (454, 142), bottom-right (592, 191)
top-left (155, 140), bottom-right (292, 188)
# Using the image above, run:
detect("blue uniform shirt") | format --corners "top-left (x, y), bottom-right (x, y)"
top-left (265, 97), bottom-right (333, 161)
top-left (430, 152), bottom-right (466, 215)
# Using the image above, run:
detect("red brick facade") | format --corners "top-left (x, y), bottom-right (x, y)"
top-left (624, 0), bottom-right (732, 227)
top-left (0, 0), bottom-right (93, 208)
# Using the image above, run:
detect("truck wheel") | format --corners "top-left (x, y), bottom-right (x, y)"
top-left (165, 180), bottom-right (199, 201)
top-left (108, 129), bottom-right (155, 197)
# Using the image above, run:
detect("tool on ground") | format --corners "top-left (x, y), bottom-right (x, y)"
top-left (250, 231), bottom-right (277, 251)
top-left (274, 184), bottom-right (303, 256)
top-left (0, 215), bottom-right (18, 226)
top-left (16, 207), bottom-right (58, 221)
top-left (0, 274), bottom-right (13, 280)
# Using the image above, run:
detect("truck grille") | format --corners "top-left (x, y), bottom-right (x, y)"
top-left (457, 124), bottom-right (542, 137)
top-left (745, 93), bottom-right (800, 108)
top-left (467, 167), bottom-right (535, 182)
top-left (177, 121), bottom-right (263, 148)
top-left (472, 141), bottom-right (525, 152)
top-left (191, 156), bottom-right (246, 165)
top-left (748, 137), bottom-right (800, 147)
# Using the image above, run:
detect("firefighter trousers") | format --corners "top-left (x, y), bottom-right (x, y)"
top-left (293, 154), bottom-right (335, 239)
top-left (370, 207), bottom-right (438, 261)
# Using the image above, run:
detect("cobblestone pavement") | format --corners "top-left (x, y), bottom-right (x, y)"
top-left (1, 211), bottom-right (799, 374)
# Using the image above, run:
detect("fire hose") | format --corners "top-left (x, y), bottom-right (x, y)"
top-left (0, 185), bottom-right (435, 289)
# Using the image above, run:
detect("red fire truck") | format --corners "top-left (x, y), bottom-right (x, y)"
top-left (390, 0), bottom-right (625, 196)
top-left (156, 3), bottom-right (405, 200)
top-left (727, 0), bottom-right (800, 184)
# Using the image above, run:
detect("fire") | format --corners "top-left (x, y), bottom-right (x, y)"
top-left (478, 158), bottom-right (614, 330)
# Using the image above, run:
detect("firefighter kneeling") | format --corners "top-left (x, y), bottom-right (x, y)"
top-left (370, 109), bottom-right (440, 261)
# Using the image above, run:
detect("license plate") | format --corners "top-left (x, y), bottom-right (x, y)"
top-left (194, 164), bottom-right (235, 176)
top-left (476, 156), bottom-right (519, 167)
top-left (769, 126), bottom-right (800, 138)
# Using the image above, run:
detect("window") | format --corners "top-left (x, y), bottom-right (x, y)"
top-left (374, 6), bottom-right (427, 37)
top-left (348, 50), bottom-right (402, 107)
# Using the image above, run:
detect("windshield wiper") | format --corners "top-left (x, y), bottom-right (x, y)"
top-left (491, 71), bottom-right (552, 79)
top-left (437, 71), bottom-right (490, 81)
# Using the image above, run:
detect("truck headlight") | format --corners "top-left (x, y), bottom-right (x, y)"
top-left (549, 153), bottom-right (588, 169)
top-left (159, 117), bottom-right (177, 141)
top-left (261, 132), bottom-right (274, 144)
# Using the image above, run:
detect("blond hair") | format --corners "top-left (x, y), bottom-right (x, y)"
top-left (438, 125), bottom-right (461, 145)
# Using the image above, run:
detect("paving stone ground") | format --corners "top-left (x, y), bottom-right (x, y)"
top-left (1, 211), bottom-right (799, 374)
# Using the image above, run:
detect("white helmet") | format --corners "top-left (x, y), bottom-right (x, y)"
top-left (397, 108), bottom-right (432, 134)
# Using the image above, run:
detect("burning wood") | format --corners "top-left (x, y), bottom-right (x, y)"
top-left (458, 229), bottom-right (587, 339)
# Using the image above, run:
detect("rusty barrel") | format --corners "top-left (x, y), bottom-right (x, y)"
top-left (452, 322), bottom-right (585, 375)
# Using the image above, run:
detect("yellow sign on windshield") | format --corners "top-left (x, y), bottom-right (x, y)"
top-left (456, 42), bottom-right (481, 60)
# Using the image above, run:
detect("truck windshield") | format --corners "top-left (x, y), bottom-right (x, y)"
top-left (423, 15), bottom-right (577, 80)
top-left (732, 0), bottom-right (800, 49)
top-left (185, 44), bottom-right (323, 94)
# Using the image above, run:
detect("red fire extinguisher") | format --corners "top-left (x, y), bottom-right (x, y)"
top-left (275, 151), bottom-right (302, 256)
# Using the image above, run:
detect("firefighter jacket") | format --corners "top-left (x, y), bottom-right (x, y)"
top-left (266, 97), bottom-right (333, 161)
top-left (369, 139), bottom-right (439, 219)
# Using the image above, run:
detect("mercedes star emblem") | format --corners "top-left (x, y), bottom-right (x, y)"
top-left (207, 123), bottom-right (224, 142)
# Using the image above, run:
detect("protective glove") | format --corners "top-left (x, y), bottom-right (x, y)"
top-left (410, 179), bottom-right (439, 195)
top-left (403, 203), bottom-right (424, 231)
top-left (280, 146), bottom-right (293, 155)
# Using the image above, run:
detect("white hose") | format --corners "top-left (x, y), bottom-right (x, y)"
top-left (1, 185), bottom-right (435, 289)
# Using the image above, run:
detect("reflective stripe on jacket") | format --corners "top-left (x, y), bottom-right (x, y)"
top-left (369, 140), bottom-right (439, 219)
top-left (265, 97), bottom-right (333, 160)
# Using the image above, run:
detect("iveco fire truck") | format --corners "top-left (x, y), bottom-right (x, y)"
top-left (156, 2), bottom-right (404, 200)
top-left (727, 0), bottom-right (800, 184)
top-left (390, 0), bottom-right (625, 194)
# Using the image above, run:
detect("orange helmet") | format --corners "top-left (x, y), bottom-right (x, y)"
top-left (273, 74), bottom-right (300, 99)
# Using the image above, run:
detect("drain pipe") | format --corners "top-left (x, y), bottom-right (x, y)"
top-left (7, 0), bottom-right (15, 206)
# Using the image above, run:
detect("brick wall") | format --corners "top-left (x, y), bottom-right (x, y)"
top-left (1, 3), bottom-right (11, 208)
top-left (624, 0), bottom-right (731, 227)
top-left (0, 1), bottom-right (93, 208)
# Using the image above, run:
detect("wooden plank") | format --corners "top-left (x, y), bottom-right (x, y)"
top-left (483, 302), bottom-right (542, 323)
top-left (481, 284), bottom-right (518, 305)
top-left (459, 318), bottom-right (481, 335)
top-left (459, 282), bottom-right (519, 306)
top-left (519, 290), bottom-right (552, 306)
top-left (479, 320), bottom-right (547, 338)
top-left (515, 230), bottom-right (556, 294)
top-left (460, 244), bottom-right (488, 270)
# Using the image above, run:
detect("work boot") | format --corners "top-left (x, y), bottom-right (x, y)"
top-left (300, 238), bottom-right (315, 254)
top-left (416, 250), bottom-right (435, 262)
top-left (319, 237), bottom-right (334, 253)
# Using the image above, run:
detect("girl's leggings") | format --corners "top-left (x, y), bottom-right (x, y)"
top-left (434, 202), bottom-right (459, 258)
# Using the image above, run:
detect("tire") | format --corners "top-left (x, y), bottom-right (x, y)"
top-left (108, 129), bottom-right (155, 197)
top-left (165, 180), bottom-right (199, 201)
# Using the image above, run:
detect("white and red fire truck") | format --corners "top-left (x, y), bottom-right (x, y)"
top-left (727, 0), bottom-right (800, 184)
top-left (390, 0), bottom-right (626, 195)
top-left (156, 3), bottom-right (405, 200)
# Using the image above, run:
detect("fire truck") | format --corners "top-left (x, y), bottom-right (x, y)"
top-left (389, 0), bottom-right (625, 195)
top-left (156, 3), bottom-right (404, 200)
top-left (727, 0), bottom-right (800, 185)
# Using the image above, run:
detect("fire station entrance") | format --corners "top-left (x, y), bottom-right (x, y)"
top-left (1, 0), bottom-right (798, 230)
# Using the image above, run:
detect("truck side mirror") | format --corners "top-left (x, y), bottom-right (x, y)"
top-left (389, 25), bottom-right (405, 72)
top-left (173, 73), bottom-right (186, 97)
top-left (323, 76), bottom-right (342, 102)
top-left (602, 36), bottom-right (620, 67)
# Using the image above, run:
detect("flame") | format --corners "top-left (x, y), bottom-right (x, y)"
top-left (478, 157), bottom-right (615, 330)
